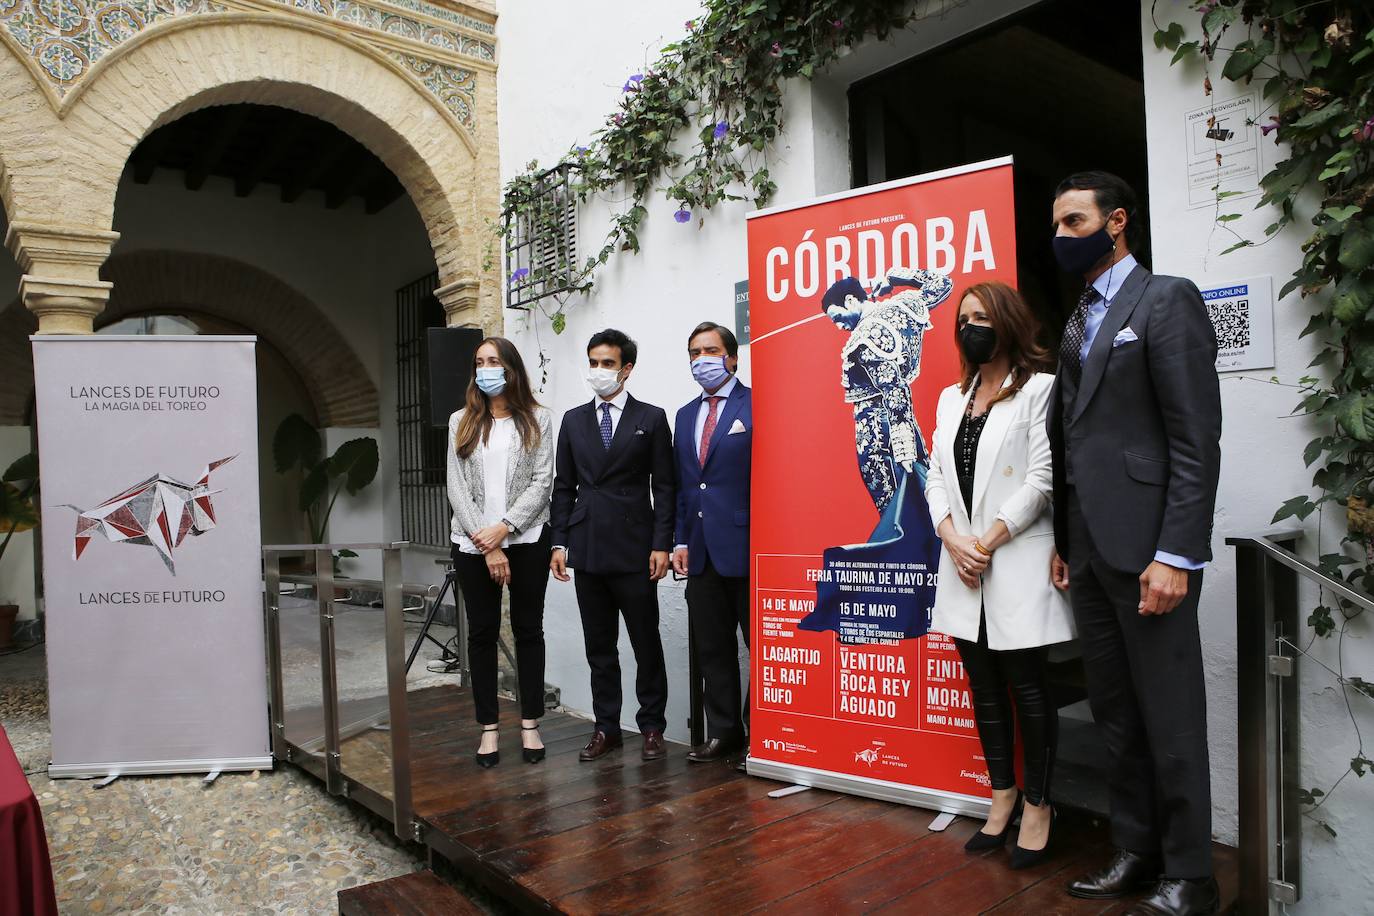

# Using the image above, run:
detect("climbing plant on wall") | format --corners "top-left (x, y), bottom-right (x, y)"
top-left (496, 0), bottom-right (956, 333)
top-left (1154, 0), bottom-right (1373, 835)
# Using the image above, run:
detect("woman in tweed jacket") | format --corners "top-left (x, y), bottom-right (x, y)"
top-left (446, 336), bottom-right (554, 767)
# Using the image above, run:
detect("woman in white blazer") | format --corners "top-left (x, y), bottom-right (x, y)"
top-left (447, 337), bottom-right (554, 768)
top-left (926, 281), bottom-right (1074, 868)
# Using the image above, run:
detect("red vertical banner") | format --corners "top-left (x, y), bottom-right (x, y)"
top-left (746, 158), bottom-right (1017, 811)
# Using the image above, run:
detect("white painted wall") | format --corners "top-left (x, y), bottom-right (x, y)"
top-left (110, 170), bottom-right (436, 572)
top-left (1144, 3), bottom-right (1372, 910)
top-left (498, 1), bottom-right (1373, 904)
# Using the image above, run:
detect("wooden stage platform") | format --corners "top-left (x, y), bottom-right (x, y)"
top-left (328, 685), bottom-right (1238, 914)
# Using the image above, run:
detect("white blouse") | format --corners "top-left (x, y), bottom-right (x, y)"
top-left (454, 417), bottom-right (546, 554)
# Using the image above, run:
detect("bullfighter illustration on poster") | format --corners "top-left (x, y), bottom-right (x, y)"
top-left (745, 158), bottom-right (1018, 813)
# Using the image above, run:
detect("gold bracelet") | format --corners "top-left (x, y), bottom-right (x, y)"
top-left (973, 540), bottom-right (992, 557)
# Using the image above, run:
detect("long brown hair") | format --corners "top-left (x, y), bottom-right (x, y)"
top-left (955, 282), bottom-right (1052, 407)
top-left (453, 336), bottom-right (542, 459)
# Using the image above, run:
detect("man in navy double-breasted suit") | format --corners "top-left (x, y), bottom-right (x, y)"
top-left (671, 321), bottom-right (752, 762)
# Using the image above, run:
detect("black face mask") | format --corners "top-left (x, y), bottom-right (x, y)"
top-left (958, 323), bottom-right (998, 365)
top-left (1052, 224), bottom-right (1117, 274)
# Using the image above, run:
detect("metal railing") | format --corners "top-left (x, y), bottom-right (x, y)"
top-left (1228, 529), bottom-right (1374, 913)
top-left (263, 542), bottom-right (458, 843)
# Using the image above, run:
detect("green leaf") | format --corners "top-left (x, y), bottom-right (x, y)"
top-left (2, 453), bottom-right (37, 484)
top-left (1334, 393), bottom-right (1374, 442)
top-left (551, 311), bottom-right (567, 335)
top-left (1293, 101), bottom-right (1346, 129)
top-left (1273, 495), bottom-right (1316, 523)
top-left (1221, 39), bottom-right (1272, 81)
top-left (1154, 22), bottom-right (1185, 50)
top-left (1323, 204), bottom-right (1362, 224)
top-left (1338, 221), bottom-right (1374, 272)
top-left (1216, 213), bottom-right (1242, 223)
top-left (1348, 676), bottom-right (1374, 700)
top-left (1331, 275), bottom-right (1371, 323)
top-left (1352, 755), bottom-right (1373, 777)
top-left (1308, 606), bottom-right (1335, 638)
top-left (1219, 240), bottom-right (1253, 255)
top-left (273, 413), bottom-right (322, 474)
top-left (300, 463), bottom-right (329, 512)
top-left (1171, 41), bottom-right (1200, 65)
top-left (1303, 437), bottom-right (1327, 467)
top-left (0, 481), bottom-right (39, 534)
top-left (329, 438), bottom-right (379, 495)
top-left (1351, 331), bottom-right (1374, 380)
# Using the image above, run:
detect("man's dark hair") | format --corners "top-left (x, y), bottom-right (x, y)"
top-left (687, 321), bottom-right (738, 358)
top-left (1054, 171), bottom-right (1144, 252)
top-left (587, 328), bottom-right (638, 366)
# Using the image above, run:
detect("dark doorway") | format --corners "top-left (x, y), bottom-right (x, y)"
top-left (849, 0), bottom-right (1148, 337)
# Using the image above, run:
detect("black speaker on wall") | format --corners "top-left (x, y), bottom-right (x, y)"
top-left (426, 326), bottom-right (484, 427)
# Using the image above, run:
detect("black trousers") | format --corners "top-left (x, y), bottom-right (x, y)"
top-left (451, 530), bottom-right (551, 725)
top-left (685, 559), bottom-right (750, 742)
top-left (953, 615), bottom-right (1056, 807)
top-left (1067, 491), bottom-right (1212, 879)
top-left (573, 570), bottom-right (668, 735)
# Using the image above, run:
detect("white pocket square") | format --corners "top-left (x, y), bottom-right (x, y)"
top-left (634, 428), bottom-right (645, 435)
top-left (728, 419), bottom-right (748, 434)
top-left (1112, 327), bottom-right (1139, 347)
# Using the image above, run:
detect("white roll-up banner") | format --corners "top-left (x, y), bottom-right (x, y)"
top-left (32, 336), bottom-right (271, 778)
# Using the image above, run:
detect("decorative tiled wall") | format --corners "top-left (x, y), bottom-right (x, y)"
top-left (0, 0), bottom-right (491, 135)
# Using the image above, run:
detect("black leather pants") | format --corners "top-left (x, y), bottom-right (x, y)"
top-left (953, 614), bottom-right (1057, 806)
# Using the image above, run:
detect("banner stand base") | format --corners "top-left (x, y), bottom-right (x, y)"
top-left (49, 755), bottom-right (273, 780)
top-left (747, 756), bottom-right (990, 818)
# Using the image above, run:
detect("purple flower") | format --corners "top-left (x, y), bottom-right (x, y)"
top-left (1362, 117), bottom-right (1374, 142)
top-left (770, 42), bottom-right (782, 57)
top-left (508, 268), bottom-right (530, 285)
top-left (1259, 117), bottom-right (1280, 137)
top-left (831, 18), bottom-right (843, 28)
top-left (622, 73), bottom-right (643, 92)
top-left (673, 208), bottom-right (691, 223)
top-left (575, 145), bottom-right (589, 156)
top-left (685, 19), bottom-right (695, 29)
top-left (713, 120), bottom-right (729, 140)
top-left (613, 113), bottom-right (625, 126)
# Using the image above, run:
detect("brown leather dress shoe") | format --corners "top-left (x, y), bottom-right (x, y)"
top-left (1125, 877), bottom-right (1220, 916)
top-left (578, 730), bottom-right (623, 761)
top-left (1067, 849), bottom-right (1162, 899)
top-left (641, 730), bottom-right (666, 760)
top-left (686, 737), bottom-right (743, 763)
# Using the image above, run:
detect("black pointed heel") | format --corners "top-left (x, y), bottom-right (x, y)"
top-left (476, 725), bottom-right (500, 768)
top-left (1009, 804), bottom-right (1056, 869)
top-left (521, 723), bottom-right (545, 764)
top-left (964, 791), bottom-right (1023, 851)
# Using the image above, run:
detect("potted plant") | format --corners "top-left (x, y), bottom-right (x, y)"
top-left (0, 452), bottom-right (39, 649)
top-left (272, 414), bottom-right (379, 578)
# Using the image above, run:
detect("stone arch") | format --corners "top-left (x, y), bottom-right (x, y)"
top-left (53, 14), bottom-right (492, 321)
top-left (0, 251), bottom-right (379, 426)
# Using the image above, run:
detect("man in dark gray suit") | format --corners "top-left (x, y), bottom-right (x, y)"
top-left (1046, 172), bottom-right (1222, 916)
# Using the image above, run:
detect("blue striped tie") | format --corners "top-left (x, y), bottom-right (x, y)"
top-left (599, 403), bottom-right (613, 449)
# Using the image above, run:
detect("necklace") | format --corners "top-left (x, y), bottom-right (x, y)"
top-left (960, 376), bottom-right (990, 482)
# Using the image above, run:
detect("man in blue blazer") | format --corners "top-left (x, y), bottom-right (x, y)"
top-left (672, 321), bottom-right (752, 762)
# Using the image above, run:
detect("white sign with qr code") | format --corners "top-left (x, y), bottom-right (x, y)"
top-left (1200, 275), bottom-right (1273, 372)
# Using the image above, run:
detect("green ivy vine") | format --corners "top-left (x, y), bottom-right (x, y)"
top-left (495, 0), bottom-right (950, 333)
top-left (1154, 0), bottom-right (1373, 836)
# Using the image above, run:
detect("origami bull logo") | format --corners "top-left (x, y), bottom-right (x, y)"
top-left (61, 456), bottom-right (235, 575)
top-left (854, 747), bottom-right (880, 767)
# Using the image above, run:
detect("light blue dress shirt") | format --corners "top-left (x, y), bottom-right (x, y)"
top-left (1079, 253), bottom-right (1204, 572)
top-left (693, 374), bottom-right (738, 453)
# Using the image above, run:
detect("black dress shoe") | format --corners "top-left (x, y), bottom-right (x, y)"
top-left (521, 724), bottom-right (545, 764)
top-left (964, 791), bottom-right (1022, 851)
top-left (687, 737), bottom-right (743, 763)
top-left (578, 730), bottom-right (623, 761)
top-left (1067, 849), bottom-right (1162, 899)
top-left (1008, 805), bottom-right (1055, 869)
top-left (1125, 877), bottom-right (1220, 916)
top-left (641, 730), bottom-right (666, 760)
top-left (475, 725), bottom-right (499, 768)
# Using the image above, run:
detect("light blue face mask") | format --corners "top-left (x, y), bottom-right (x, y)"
top-left (691, 355), bottom-right (731, 391)
top-left (475, 366), bottom-right (506, 396)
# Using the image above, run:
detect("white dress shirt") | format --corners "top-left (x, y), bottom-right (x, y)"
top-left (454, 417), bottom-right (546, 555)
top-left (1079, 253), bottom-right (1202, 572)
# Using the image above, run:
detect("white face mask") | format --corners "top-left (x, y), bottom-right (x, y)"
top-left (586, 366), bottom-right (623, 398)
